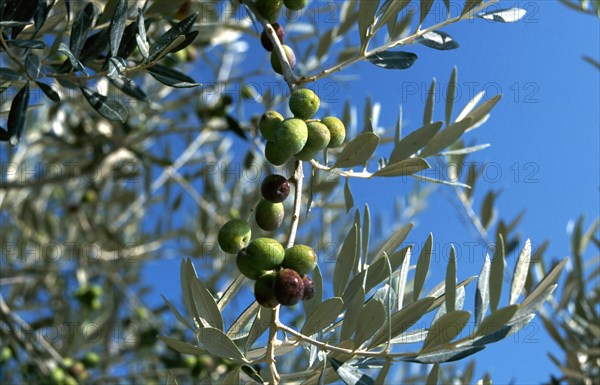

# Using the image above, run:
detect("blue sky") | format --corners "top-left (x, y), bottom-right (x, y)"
top-left (143, 1), bottom-right (599, 383)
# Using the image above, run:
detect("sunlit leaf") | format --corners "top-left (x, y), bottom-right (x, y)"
top-left (196, 327), bottom-right (248, 363)
top-left (414, 233), bottom-right (433, 301)
top-left (148, 13), bottom-right (198, 61)
top-left (334, 132), bottom-right (380, 169)
top-left (355, 298), bottom-right (386, 346)
top-left (421, 311), bottom-right (470, 352)
top-left (510, 239), bottom-right (532, 305)
top-left (80, 87), bottom-right (128, 122)
top-left (147, 64), bottom-right (201, 88)
top-left (420, 118), bottom-right (474, 157)
top-left (475, 255), bottom-right (491, 328)
top-left (478, 8), bottom-right (527, 23)
top-left (7, 83), bottom-right (30, 146)
top-left (334, 225), bottom-right (359, 297)
top-left (70, 3), bottom-right (96, 58)
top-left (109, 0), bottom-right (128, 57)
top-left (302, 297), bottom-right (344, 336)
top-left (417, 31), bottom-right (459, 50)
top-left (489, 234), bottom-right (505, 311)
top-left (330, 357), bottom-right (375, 385)
top-left (372, 157), bottom-right (430, 177)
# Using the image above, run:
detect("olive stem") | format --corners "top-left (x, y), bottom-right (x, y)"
top-left (266, 306), bottom-right (281, 384)
top-left (296, 0), bottom-right (500, 85)
top-left (286, 160), bottom-right (304, 249)
top-left (240, 0), bottom-right (298, 91)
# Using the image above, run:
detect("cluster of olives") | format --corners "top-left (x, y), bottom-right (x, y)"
top-left (255, 0), bottom-right (309, 75)
top-left (218, 174), bottom-right (317, 307)
top-left (259, 88), bottom-right (346, 165)
top-left (74, 284), bottom-right (102, 311)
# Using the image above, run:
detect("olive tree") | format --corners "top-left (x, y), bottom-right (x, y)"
top-left (0, 1), bottom-right (587, 384)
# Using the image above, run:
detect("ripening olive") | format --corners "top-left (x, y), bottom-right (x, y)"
top-left (272, 118), bottom-right (308, 155)
top-left (258, 110), bottom-right (284, 141)
top-left (270, 45), bottom-right (296, 75)
top-left (320, 116), bottom-right (346, 148)
top-left (236, 248), bottom-right (267, 280)
top-left (255, 199), bottom-right (284, 231)
top-left (283, 0), bottom-right (308, 11)
top-left (261, 174), bottom-right (291, 203)
top-left (265, 141), bottom-right (292, 166)
top-left (302, 275), bottom-right (315, 301)
top-left (246, 238), bottom-right (285, 271)
top-left (274, 268), bottom-right (305, 306)
top-left (260, 23), bottom-right (285, 52)
top-left (254, 272), bottom-right (279, 307)
top-left (255, 0), bottom-right (283, 23)
top-left (289, 89), bottom-right (320, 120)
top-left (218, 219), bottom-right (252, 254)
top-left (282, 244), bottom-right (317, 275)
top-left (295, 121), bottom-right (331, 160)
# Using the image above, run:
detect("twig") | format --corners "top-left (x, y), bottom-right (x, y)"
top-left (297, 0), bottom-right (500, 85)
top-left (286, 160), bottom-right (304, 249)
top-left (266, 306), bottom-right (281, 384)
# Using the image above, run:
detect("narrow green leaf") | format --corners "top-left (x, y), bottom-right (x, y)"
top-left (109, 76), bottom-right (148, 102)
top-left (161, 294), bottom-right (193, 330)
top-left (190, 276), bottom-right (224, 330)
top-left (180, 259), bottom-right (196, 328)
top-left (334, 132), bottom-right (380, 169)
top-left (197, 327), bottom-right (248, 363)
top-left (421, 311), bottom-right (470, 352)
top-left (475, 304), bottom-right (518, 337)
top-left (35, 81), bottom-right (60, 102)
top-left (80, 87), bottom-right (128, 122)
top-left (477, 8), bottom-right (527, 23)
top-left (25, 53), bottom-right (41, 80)
top-left (373, 0), bottom-right (411, 34)
top-left (58, 43), bottom-right (87, 74)
top-left (373, 224), bottom-right (413, 262)
top-left (439, 143), bottom-right (490, 156)
top-left (220, 367), bottom-right (241, 384)
top-left (330, 357), bottom-right (375, 385)
top-left (389, 122), bottom-right (443, 163)
top-left (461, 0), bottom-right (482, 17)
top-left (7, 83), bottom-right (30, 146)
top-left (344, 178), bottom-right (354, 213)
top-left (7, 39), bottom-right (46, 49)
top-left (148, 12), bottom-right (198, 61)
top-left (419, 0), bottom-right (435, 25)
top-left (160, 336), bottom-right (206, 355)
top-left (357, 0), bottom-right (380, 48)
top-left (0, 67), bottom-right (22, 81)
top-left (426, 364), bottom-right (439, 385)
top-left (445, 247), bottom-right (457, 313)
top-left (420, 117), bottom-right (474, 157)
top-left (489, 234), bottom-right (505, 311)
top-left (417, 31), bottom-right (460, 50)
top-left (147, 64), bottom-right (201, 88)
top-left (241, 365), bottom-right (264, 384)
top-left (228, 301), bottom-right (259, 341)
top-left (369, 297), bottom-right (435, 348)
top-left (70, 3), bottom-right (95, 58)
top-left (396, 247), bottom-right (411, 310)
top-left (390, 328), bottom-right (428, 344)
top-left (424, 78), bottom-right (436, 125)
top-left (481, 191), bottom-right (495, 229)
top-left (510, 239), bottom-right (531, 305)
top-left (334, 225), bottom-right (359, 297)
top-left (517, 257), bottom-right (567, 317)
top-left (341, 287), bottom-right (365, 340)
top-left (217, 273), bottom-right (246, 311)
top-left (414, 233), bottom-right (433, 301)
top-left (445, 67), bottom-right (457, 125)
top-left (355, 299), bottom-right (386, 347)
top-left (109, 0), bottom-right (127, 57)
top-left (362, 205), bottom-right (371, 268)
top-left (372, 157), bottom-right (430, 177)
top-left (475, 255), bottom-right (491, 327)
top-left (244, 304), bottom-right (270, 352)
top-left (367, 51), bottom-right (418, 70)
top-left (463, 95), bottom-right (502, 130)
top-left (407, 345), bottom-right (485, 363)
top-left (302, 297), bottom-right (344, 336)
